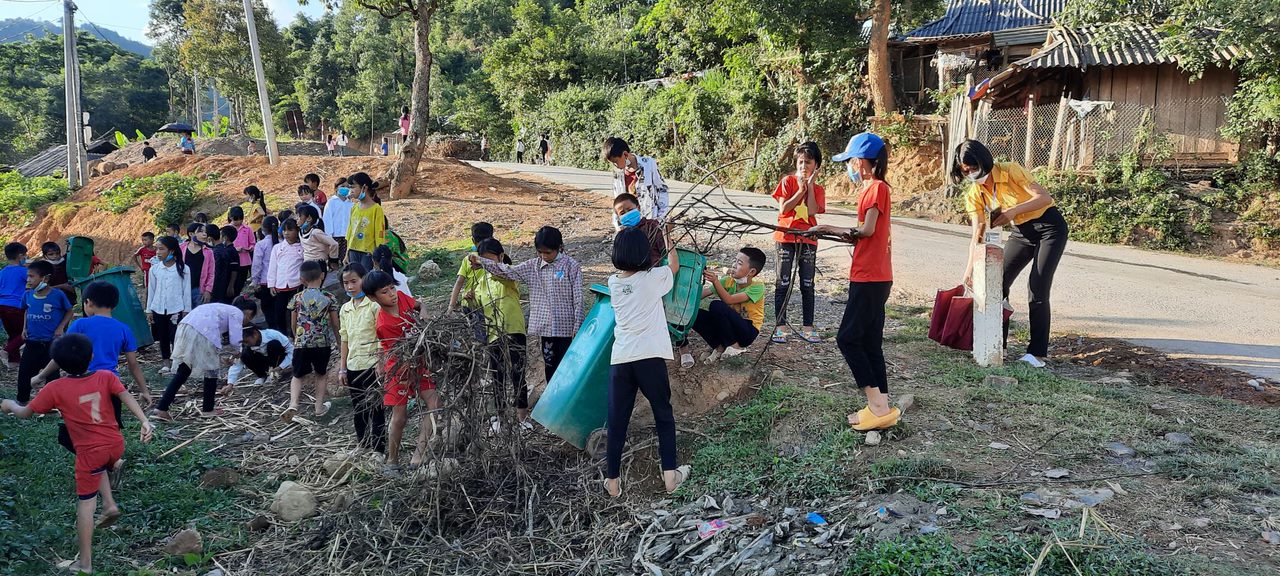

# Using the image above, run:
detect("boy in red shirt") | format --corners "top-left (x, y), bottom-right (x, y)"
top-left (1, 333), bottom-right (155, 575)
top-left (364, 270), bottom-right (438, 473)
top-left (134, 232), bottom-right (157, 291)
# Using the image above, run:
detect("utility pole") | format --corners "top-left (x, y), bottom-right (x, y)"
top-left (243, 0), bottom-right (279, 165)
top-left (193, 70), bottom-right (201, 128)
top-left (62, 0), bottom-right (82, 187)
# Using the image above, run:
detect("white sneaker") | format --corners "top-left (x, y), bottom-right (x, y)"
top-left (720, 346), bottom-right (747, 359)
top-left (702, 350), bottom-right (722, 364)
top-left (159, 365), bottom-right (173, 375)
top-left (252, 378), bottom-right (266, 386)
top-left (1017, 353), bottom-right (1046, 368)
top-left (680, 353), bottom-right (695, 369)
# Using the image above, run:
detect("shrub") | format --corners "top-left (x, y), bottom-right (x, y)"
top-left (98, 173), bottom-right (208, 230)
top-left (0, 173), bottom-right (71, 225)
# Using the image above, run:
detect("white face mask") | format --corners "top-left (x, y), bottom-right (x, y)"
top-left (967, 170), bottom-right (989, 185)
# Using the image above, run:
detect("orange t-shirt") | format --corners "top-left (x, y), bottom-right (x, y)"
top-left (849, 180), bottom-right (893, 283)
top-left (772, 175), bottom-right (825, 245)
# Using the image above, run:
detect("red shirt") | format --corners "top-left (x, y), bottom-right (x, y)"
top-left (772, 174), bottom-right (825, 245)
top-left (135, 246), bottom-right (156, 272)
top-left (28, 371), bottom-right (126, 452)
top-left (850, 180), bottom-right (893, 283)
top-left (375, 291), bottom-right (419, 351)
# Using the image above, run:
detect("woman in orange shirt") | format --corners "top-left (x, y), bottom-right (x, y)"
top-left (811, 132), bottom-right (900, 431)
top-left (951, 140), bottom-right (1067, 368)
top-left (770, 141), bottom-right (825, 343)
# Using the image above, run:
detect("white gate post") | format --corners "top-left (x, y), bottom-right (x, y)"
top-left (972, 241), bottom-right (1004, 367)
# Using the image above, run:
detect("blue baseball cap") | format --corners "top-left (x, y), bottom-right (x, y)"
top-left (832, 132), bottom-right (886, 162)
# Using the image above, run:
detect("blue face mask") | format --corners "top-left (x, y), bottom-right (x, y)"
top-left (619, 208), bottom-right (642, 227)
top-left (846, 164), bottom-right (863, 185)
top-left (337, 186), bottom-right (351, 198)
top-left (18, 257), bottom-right (27, 266)
top-left (165, 254), bottom-right (175, 262)
top-left (357, 192), bottom-right (367, 201)
top-left (346, 290), bottom-right (365, 299)
top-left (302, 222), bottom-right (313, 232)
top-left (34, 281), bottom-right (47, 292)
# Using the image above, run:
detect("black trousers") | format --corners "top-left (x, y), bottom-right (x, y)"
top-left (836, 281), bottom-right (892, 393)
top-left (156, 363), bottom-right (219, 413)
top-left (540, 336), bottom-right (572, 383)
top-left (489, 333), bottom-right (528, 410)
top-left (775, 242), bottom-right (817, 328)
top-left (607, 358), bottom-right (677, 478)
top-left (242, 340), bottom-right (288, 377)
top-left (1002, 207), bottom-right (1069, 358)
top-left (151, 313), bottom-right (178, 360)
top-left (17, 340), bottom-right (55, 403)
top-left (272, 288), bottom-right (299, 335)
top-left (233, 264), bottom-right (250, 297)
top-left (347, 368), bottom-right (386, 453)
top-left (692, 300), bottom-right (760, 350)
top-left (255, 285), bottom-right (277, 331)
top-left (516, 151), bottom-right (524, 163)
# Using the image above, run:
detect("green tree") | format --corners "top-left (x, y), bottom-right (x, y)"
top-left (180, 0), bottom-right (289, 133)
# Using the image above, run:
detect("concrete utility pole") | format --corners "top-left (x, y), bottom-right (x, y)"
top-left (972, 236), bottom-right (1005, 367)
top-left (62, 0), bottom-right (82, 187)
top-left (243, 0), bottom-right (279, 165)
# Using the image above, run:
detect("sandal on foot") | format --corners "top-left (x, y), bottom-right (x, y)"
top-left (281, 407), bottom-right (297, 423)
top-left (604, 478), bottom-right (623, 498)
top-left (149, 410), bottom-right (173, 422)
top-left (94, 508), bottom-right (122, 530)
top-left (198, 409), bottom-right (225, 419)
top-left (850, 406), bottom-right (902, 431)
top-left (770, 329), bottom-right (788, 344)
top-left (664, 465), bottom-right (692, 494)
top-left (799, 330), bottom-right (824, 343)
top-left (314, 401), bottom-right (332, 418)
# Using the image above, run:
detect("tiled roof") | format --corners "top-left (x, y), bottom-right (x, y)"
top-left (905, 0), bottom-right (1068, 40)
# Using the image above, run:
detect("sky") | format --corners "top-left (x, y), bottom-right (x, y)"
top-left (0, 0), bottom-right (329, 45)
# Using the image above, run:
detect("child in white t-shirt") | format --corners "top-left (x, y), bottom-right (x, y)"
top-left (603, 226), bottom-right (691, 498)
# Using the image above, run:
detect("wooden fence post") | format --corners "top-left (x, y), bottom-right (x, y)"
top-left (1049, 94), bottom-right (1068, 170)
top-left (1023, 93), bottom-right (1036, 166)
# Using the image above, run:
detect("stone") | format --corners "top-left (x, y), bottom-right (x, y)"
top-left (865, 431), bottom-right (882, 446)
top-left (988, 442), bottom-right (1011, 450)
top-left (1149, 403), bottom-right (1175, 416)
top-left (1189, 517), bottom-right (1211, 529)
top-left (270, 481), bottom-right (318, 522)
top-left (1248, 379), bottom-right (1260, 387)
top-left (246, 515), bottom-right (271, 532)
top-left (1043, 468), bottom-right (1070, 479)
top-left (983, 375), bottom-right (1019, 387)
top-left (716, 390), bottom-right (730, 401)
top-left (770, 369), bottom-right (784, 381)
top-left (1262, 531), bottom-right (1280, 545)
top-left (164, 528), bottom-right (203, 556)
top-left (332, 490), bottom-right (354, 511)
top-left (895, 394), bottom-right (916, 413)
top-left (199, 467), bottom-right (240, 489)
top-left (322, 454), bottom-right (353, 477)
top-left (1104, 442), bottom-right (1136, 457)
top-left (418, 260), bottom-right (442, 281)
top-left (1164, 432), bottom-right (1193, 446)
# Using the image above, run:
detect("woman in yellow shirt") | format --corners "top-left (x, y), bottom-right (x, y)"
top-left (344, 172), bottom-right (386, 271)
top-left (951, 140), bottom-right (1068, 368)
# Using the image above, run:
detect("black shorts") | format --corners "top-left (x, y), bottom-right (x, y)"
top-left (293, 346), bottom-right (332, 377)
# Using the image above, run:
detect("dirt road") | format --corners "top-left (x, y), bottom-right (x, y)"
top-left (471, 160), bottom-right (1280, 381)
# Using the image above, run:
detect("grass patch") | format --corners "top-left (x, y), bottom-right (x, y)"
top-left (98, 174), bottom-right (211, 230)
top-left (0, 386), bottom-right (247, 575)
top-left (0, 173), bottom-right (71, 226)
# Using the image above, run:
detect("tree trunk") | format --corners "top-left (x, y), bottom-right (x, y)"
top-left (867, 0), bottom-right (895, 116)
top-left (387, 0), bottom-right (437, 199)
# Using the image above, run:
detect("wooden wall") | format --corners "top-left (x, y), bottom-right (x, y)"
top-left (1082, 64), bottom-right (1238, 163)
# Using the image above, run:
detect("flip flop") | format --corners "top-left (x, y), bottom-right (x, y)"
top-left (799, 330), bottom-right (824, 343)
top-left (94, 508), bottom-right (122, 530)
top-left (198, 409), bottom-right (225, 419)
top-left (149, 410), bottom-right (173, 422)
top-left (281, 407), bottom-right (298, 423)
top-left (604, 477), bottom-right (622, 498)
top-left (771, 329), bottom-right (788, 344)
top-left (664, 465), bottom-right (692, 494)
top-left (314, 402), bottom-right (332, 418)
top-left (850, 406), bottom-right (902, 432)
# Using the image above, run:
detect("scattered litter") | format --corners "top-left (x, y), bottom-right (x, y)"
top-left (805, 512), bottom-right (828, 526)
top-left (1189, 517), bottom-right (1212, 529)
top-left (698, 519), bottom-right (730, 539)
top-left (1262, 531), bottom-right (1280, 545)
top-left (1103, 441), bottom-right (1135, 457)
top-left (988, 442), bottom-right (1011, 450)
top-left (875, 507), bottom-right (903, 521)
top-left (919, 524), bottom-right (940, 534)
top-left (1024, 508), bottom-right (1062, 519)
top-left (983, 375), bottom-right (1019, 387)
top-left (1043, 468), bottom-right (1070, 479)
top-left (1021, 487), bottom-right (1115, 509)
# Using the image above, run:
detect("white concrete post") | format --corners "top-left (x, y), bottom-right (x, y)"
top-left (972, 240), bottom-right (1004, 367)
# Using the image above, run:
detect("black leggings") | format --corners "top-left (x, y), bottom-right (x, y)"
top-left (775, 242), bottom-right (817, 328)
top-left (272, 288), bottom-right (299, 335)
top-left (1002, 207), bottom-right (1069, 358)
top-left (606, 358), bottom-right (677, 478)
top-left (242, 340), bottom-right (288, 377)
top-left (255, 285), bottom-right (277, 331)
top-left (692, 300), bottom-right (760, 349)
top-left (156, 363), bottom-right (219, 413)
top-left (540, 336), bottom-right (572, 383)
top-left (347, 368), bottom-right (386, 453)
top-left (836, 281), bottom-right (892, 393)
top-left (489, 333), bottom-right (528, 410)
top-left (16, 340), bottom-right (54, 403)
top-left (151, 313), bottom-right (178, 360)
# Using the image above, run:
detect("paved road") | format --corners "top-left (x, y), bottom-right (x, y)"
top-left (470, 161), bottom-right (1280, 380)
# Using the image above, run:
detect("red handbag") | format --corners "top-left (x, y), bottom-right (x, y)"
top-left (930, 285), bottom-right (1012, 352)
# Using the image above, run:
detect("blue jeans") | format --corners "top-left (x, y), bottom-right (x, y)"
top-left (191, 287), bottom-right (203, 308)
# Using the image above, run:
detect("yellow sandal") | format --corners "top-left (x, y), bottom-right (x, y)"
top-left (851, 406), bottom-right (901, 431)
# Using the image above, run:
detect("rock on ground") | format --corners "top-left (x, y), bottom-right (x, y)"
top-left (270, 481), bottom-right (318, 522)
top-left (199, 467), bottom-right (240, 489)
top-left (418, 260), bottom-right (441, 281)
top-left (164, 528), bottom-right (203, 556)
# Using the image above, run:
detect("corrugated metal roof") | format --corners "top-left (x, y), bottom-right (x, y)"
top-left (14, 136), bottom-right (117, 178)
top-left (1014, 25), bottom-right (1245, 69)
top-left (905, 0), bottom-right (1067, 40)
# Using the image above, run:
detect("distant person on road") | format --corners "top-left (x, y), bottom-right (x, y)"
top-left (769, 141), bottom-right (825, 345)
top-left (337, 131), bottom-right (349, 157)
top-left (603, 136), bottom-right (670, 223)
top-left (480, 134), bottom-right (490, 161)
top-left (809, 132), bottom-right (900, 432)
top-left (326, 134), bottom-right (336, 157)
top-left (381, 137), bottom-right (389, 157)
top-left (515, 137), bottom-right (525, 163)
top-left (142, 141), bottom-right (157, 162)
top-left (179, 132), bottom-right (196, 155)
top-left (952, 139), bottom-right (1067, 369)
top-left (399, 106), bottom-right (411, 144)
top-left (538, 133), bottom-right (550, 165)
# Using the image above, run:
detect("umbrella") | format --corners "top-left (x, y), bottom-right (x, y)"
top-left (157, 122), bottom-right (197, 134)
